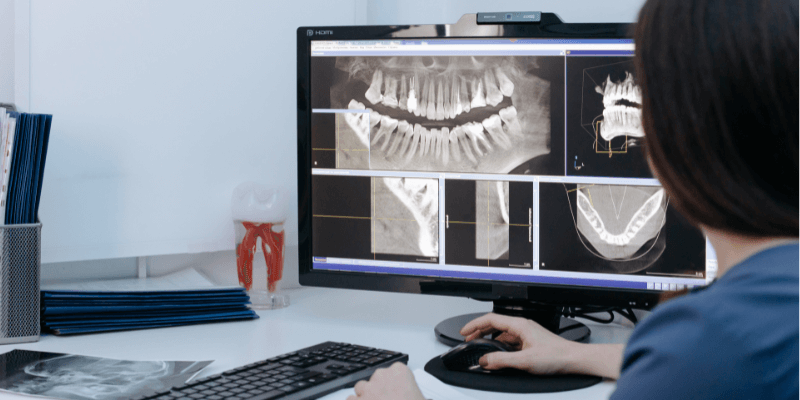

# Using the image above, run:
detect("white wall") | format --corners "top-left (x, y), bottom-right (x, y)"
top-left (23, 0), bottom-right (357, 264)
top-left (0, 0), bottom-right (13, 104)
top-left (365, 0), bottom-right (644, 25)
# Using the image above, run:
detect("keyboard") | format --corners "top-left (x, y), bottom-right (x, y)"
top-left (137, 342), bottom-right (409, 400)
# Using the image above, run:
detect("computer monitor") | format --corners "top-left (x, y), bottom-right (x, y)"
top-left (297, 13), bottom-right (714, 342)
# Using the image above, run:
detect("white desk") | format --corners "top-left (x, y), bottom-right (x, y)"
top-left (2, 287), bottom-right (635, 399)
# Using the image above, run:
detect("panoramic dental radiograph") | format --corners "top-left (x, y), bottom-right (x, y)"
top-left (372, 177), bottom-right (439, 258)
top-left (332, 56), bottom-right (552, 173)
top-left (570, 184), bottom-right (667, 273)
top-left (475, 181), bottom-right (509, 260)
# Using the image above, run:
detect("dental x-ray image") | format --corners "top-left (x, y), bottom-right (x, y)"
top-left (475, 180), bottom-right (510, 260)
top-left (538, 182), bottom-right (706, 277)
top-left (311, 175), bottom-right (439, 263)
top-left (566, 57), bottom-right (652, 178)
top-left (372, 177), bottom-right (439, 260)
top-left (445, 179), bottom-right (533, 268)
top-left (310, 55), bottom-right (565, 175)
top-left (0, 350), bottom-right (210, 400)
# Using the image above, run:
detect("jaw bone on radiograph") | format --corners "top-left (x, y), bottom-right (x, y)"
top-left (381, 177), bottom-right (439, 257)
top-left (595, 71), bottom-right (644, 142)
top-left (334, 56), bottom-right (552, 173)
top-left (575, 186), bottom-right (666, 260)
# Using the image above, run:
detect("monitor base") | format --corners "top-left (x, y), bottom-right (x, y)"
top-left (435, 299), bottom-right (592, 346)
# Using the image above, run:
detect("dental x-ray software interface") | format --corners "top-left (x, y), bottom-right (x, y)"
top-left (308, 38), bottom-right (715, 292)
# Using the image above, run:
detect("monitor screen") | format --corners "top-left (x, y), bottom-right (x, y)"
top-left (305, 37), bottom-right (715, 293)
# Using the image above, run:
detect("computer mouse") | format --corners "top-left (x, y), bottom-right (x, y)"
top-left (440, 338), bottom-right (513, 374)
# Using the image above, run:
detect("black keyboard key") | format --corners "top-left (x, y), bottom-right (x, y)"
top-left (261, 389), bottom-right (288, 399)
top-left (294, 371), bottom-right (322, 380)
top-left (363, 356), bottom-right (386, 365)
top-left (290, 381), bottom-right (313, 390)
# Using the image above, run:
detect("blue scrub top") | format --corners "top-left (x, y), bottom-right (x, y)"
top-left (611, 243), bottom-right (799, 400)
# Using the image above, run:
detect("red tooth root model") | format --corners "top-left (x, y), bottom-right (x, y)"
top-left (236, 222), bottom-right (285, 292)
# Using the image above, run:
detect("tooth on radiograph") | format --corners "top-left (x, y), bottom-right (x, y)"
top-left (367, 109), bottom-right (381, 128)
top-left (470, 78), bottom-right (486, 108)
top-left (419, 76), bottom-right (430, 117)
top-left (435, 79), bottom-right (445, 121)
top-left (426, 78), bottom-right (437, 119)
top-left (462, 123), bottom-right (486, 156)
top-left (422, 128), bottom-right (432, 157)
top-left (371, 116), bottom-right (398, 147)
top-left (469, 122), bottom-right (493, 153)
top-left (441, 127), bottom-right (450, 165)
top-left (454, 126), bottom-right (478, 163)
top-left (442, 79), bottom-right (451, 120)
top-left (484, 70), bottom-right (503, 107)
top-left (499, 106), bottom-right (522, 137)
top-left (384, 120), bottom-right (408, 152)
top-left (398, 75), bottom-right (408, 111)
top-left (482, 115), bottom-right (512, 149)
top-left (408, 75), bottom-right (419, 114)
top-left (494, 67), bottom-right (514, 97)
top-left (460, 77), bottom-right (471, 113)
top-left (448, 128), bottom-right (461, 163)
top-left (386, 121), bottom-right (409, 156)
top-left (452, 76), bottom-right (462, 116)
top-left (344, 100), bottom-right (370, 146)
top-left (432, 128), bottom-right (442, 158)
top-left (423, 127), bottom-right (435, 156)
top-left (365, 70), bottom-right (384, 104)
top-left (382, 76), bottom-right (398, 108)
top-left (404, 124), bottom-right (422, 161)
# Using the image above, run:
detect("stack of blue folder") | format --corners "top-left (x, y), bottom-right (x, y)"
top-left (41, 288), bottom-right (259, 335)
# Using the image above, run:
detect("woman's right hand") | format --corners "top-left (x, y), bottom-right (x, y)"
top-left (459, 313), bottom-right (582, 375)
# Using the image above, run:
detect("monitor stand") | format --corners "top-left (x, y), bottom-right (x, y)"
top-left (434, 300), bottom-right (591, 347)
top-left (425, 300), bottom-right (602, 393)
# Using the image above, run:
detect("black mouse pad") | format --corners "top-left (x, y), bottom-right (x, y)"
top-left (424, 356), bottom-right (602, 393)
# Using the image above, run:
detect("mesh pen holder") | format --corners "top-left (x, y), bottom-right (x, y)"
top-left (0, 222), bottom-right (41, 344)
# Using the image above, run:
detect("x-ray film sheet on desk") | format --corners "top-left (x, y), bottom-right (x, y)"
top-left (0, 349), bottom-right (211, 400)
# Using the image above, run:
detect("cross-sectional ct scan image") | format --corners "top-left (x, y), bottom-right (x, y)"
top-left (310, 56), bottom-right (565, 175)
top-left (445, 179), bottom-right (532, 268)
top-left (475, 181), bottom-right (510, 260)
top-left (311, 175), bottom-right (439, 263)
top-left (372, 177), bottom-right (439, 260)
top-left (538, 182), bottom-right (705, 277)
top-left (566, 57), bottom-right (652, 178)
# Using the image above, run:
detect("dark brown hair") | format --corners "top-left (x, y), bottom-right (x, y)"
top-left (634, 0), bottom-right (799, 237)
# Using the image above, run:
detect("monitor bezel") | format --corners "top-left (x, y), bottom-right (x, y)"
top-left (297, 13), bottom-right (662, 309)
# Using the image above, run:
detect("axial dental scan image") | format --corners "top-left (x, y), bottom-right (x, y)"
top-left (538, 182), bottom-right (706, 277)
top-left (565, 57), bottom-right (652, 178)
top-left (310, 55), bottom-right (565, 175)
top-left (311, 175), bottom-right (439, 263)
top-left (445, 179), bottom-right (533, 268)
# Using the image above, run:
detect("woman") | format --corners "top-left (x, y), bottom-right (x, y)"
top-left (347, 0), bottom-right (799, 398)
